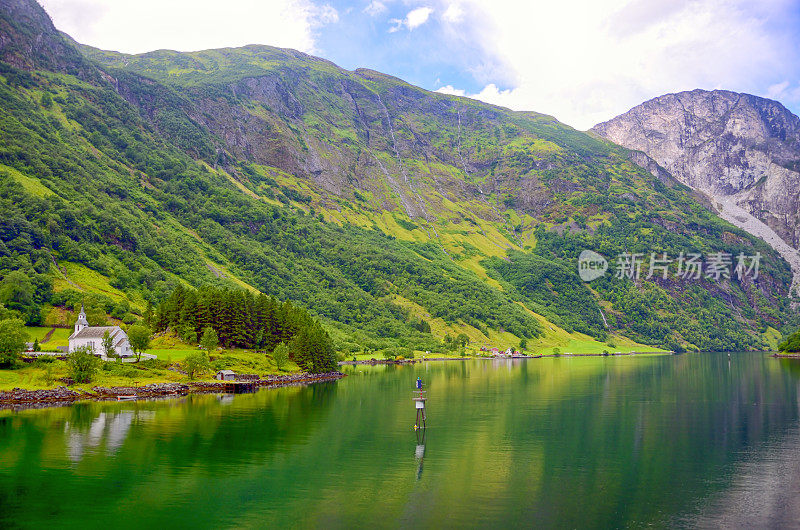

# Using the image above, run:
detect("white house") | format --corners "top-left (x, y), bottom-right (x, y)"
top-left (68, 305), bottom-right (134, 358)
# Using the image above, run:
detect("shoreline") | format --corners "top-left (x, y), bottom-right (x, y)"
top-left (556, 351), bottom-right (672, 356)
top-left (339, 351), bottom-right (673, 366)
top-left (4, 350), bottom-right (780, 409)
top-left (0, 371), bottom-right (345, 410)
top-left (338, 356), bottom-right (471, 366)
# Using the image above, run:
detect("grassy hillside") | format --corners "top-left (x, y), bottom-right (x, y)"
top-left (0, 0), bottom-right (795, 353)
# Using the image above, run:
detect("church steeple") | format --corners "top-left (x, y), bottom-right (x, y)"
top-left (74, 304), bottom-right (89, 334)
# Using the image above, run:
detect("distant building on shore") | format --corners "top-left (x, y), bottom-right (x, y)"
top-left (215, 370), bottom-right (236, 381)
top-left (68, 305), bottom-right (133, 358)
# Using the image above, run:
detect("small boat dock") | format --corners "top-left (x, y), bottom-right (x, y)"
top-left (221, 381), bottom-right (258, 394)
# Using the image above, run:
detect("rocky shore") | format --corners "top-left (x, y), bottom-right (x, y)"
top-left (339, 352), bottom-right (672, 366)
top-left (339, 356), bottom-right (473, 366)
top-left (557, 351), bottom-right (672, 357)
top-left (0, 372), bottom-right (345, 409)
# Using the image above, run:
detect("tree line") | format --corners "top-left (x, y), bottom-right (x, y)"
top-left (151, 284), bottom-right (337, 373)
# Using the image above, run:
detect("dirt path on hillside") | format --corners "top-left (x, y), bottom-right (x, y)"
top-left (40, 327), bottom-right (56, 343)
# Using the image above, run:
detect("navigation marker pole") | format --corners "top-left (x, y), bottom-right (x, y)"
top-left (413, 389), bottom-right (427, 430)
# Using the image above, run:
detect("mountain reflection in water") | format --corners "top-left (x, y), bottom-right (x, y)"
top-left (0, 354), bottom-right (799, 528)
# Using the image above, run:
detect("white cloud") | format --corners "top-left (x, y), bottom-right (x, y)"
top-left (766, 80), bottom-right (800, 103)
top-left (38, 0), bottom-right (338, 54)
top-left (435, 85), bottom-right (466, 96)
top-left (364, 1), bottom-right (388, 16)
top-left (311, 4), bottom-right (339, 25)
top-left (406, 6), bottom-right (434, 29)
top-left (437, 0), bottom-right (800, 129)
top-left (389, 6), bottom-right (434, 32)
top-left (442, 3), bottom-right (464, 24)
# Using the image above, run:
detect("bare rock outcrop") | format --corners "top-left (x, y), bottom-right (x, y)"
top-left (592, 89), bottom-right (800, 294)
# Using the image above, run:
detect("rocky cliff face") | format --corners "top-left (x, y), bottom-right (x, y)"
top-left (592, 90), bottom-right (800, 294)
top-left (592, 90), bottom-right (800, 247)
top-left (75, 42), bottom-right (597, 226)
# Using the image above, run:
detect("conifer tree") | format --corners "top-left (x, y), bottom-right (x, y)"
top-left (155, 285), bottom-right (336, 364)
top-left (144, 300), bottom-right (154, 329)
top-left (195, 291), bottom-right (212, 337)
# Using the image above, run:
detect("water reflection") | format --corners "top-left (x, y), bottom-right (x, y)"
top-left (679, 423), bottom-right (800, 527)
top-left (415, 428), bottom-right (426, 480)
top-left (1, 354), bottom-right (800, 528)
top-left (65, 409), bottom-right (155, 462)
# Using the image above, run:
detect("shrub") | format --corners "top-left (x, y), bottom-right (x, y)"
top-left (67, 346), bottom-right (100, 383)
top-left (0, 318), bottom-right (28, 367)
top-left (210, 356), bottom-right (236, 370)
top-left (183, 351), bottom-right (210, 380)
top-left (200, 327), bottom-right (218, 352)
top-left (141, 358), bottom-right (168, 370)
top-left (128, 325), bottom-right (151, 361)
top-left (40, 365), bottom-right (55, 385)
top-left (272, 342), bottom-right (289, 371)
top-left (779, 330), bottom-right (800, 352)
top-left (33, 355), bottom-right (55, 366)
top-left (101, 330), bottom-right (115, 358)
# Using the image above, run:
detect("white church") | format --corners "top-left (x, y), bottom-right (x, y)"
top-left (68, 305), bottom-right (134, 358)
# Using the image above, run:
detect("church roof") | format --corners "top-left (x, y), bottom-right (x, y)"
top-left (69, 326), bottom-right (127, 343)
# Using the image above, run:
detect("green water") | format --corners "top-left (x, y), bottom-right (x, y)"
top-left (2, 353), bottom-right (800, 528)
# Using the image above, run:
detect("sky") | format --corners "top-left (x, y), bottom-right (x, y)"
top-left (38, 0), bottom-right (800, 130)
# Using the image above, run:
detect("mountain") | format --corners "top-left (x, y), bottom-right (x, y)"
top-left (0, 0), bottom-right (795, 352)
top-left (592, 90), bottom-right (800, 295)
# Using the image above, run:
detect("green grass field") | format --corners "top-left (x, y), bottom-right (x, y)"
top-left (0, 360), bottom-right (184, 391)
top-left (23, 326), bottom-right (71, 349)
top-left (535, 334), bottom-right (665, 355)
top-left (0, 347), bottom-right (303, 392)
top-left (148, 349), bottom-right (197, 362)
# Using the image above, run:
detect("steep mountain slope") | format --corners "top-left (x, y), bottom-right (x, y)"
top-left (0, 0), bottom-right (795, 352)
top-left (592, 90), bottom-right (800, 295)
